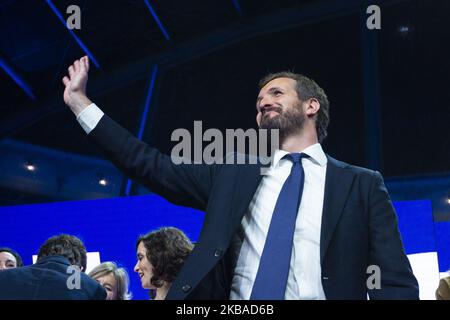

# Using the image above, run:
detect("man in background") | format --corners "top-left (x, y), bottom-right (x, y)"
top-left (0, 234), bottom-right (106, 300)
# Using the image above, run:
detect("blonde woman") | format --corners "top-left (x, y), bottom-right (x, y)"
top-left (436, 276), bottom-right (450, 300)
top-left (89, 262), bottom-right (132, 300)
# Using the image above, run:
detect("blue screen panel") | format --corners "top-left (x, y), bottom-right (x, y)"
top-left (0, 197), bottom-right (442, 299)
top-left (394, 200), bottom-right (435, 255)
top-left (0, 194), bottom-right (204, 300)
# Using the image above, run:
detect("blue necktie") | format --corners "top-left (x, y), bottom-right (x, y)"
top-left (250, 153), bottom-right (307, 300)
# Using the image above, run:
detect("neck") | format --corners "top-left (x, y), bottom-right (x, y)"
top-left (280, 128), bottom-right (318, 153)
top-left (154, 282), bottom-right (171, 300)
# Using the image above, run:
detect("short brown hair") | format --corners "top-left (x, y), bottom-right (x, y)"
top-left (37, 234), bottom-right (87, 272)
top-left (258, 71), bottom-right (330, 143)
top-left (137, 227), bottom-right (194, 299)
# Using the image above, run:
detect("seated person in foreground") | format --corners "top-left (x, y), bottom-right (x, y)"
top-left (0, 234), bottom-right (106, 300)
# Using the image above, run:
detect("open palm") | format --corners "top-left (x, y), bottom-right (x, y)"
top-left (62, 56), bottom-right (89, 107)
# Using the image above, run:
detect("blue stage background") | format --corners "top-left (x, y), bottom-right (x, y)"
top-left (1, 196), bottom-right (448, 299)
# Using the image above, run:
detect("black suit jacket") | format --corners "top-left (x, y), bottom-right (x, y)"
top-left (0, 256), bottom-right (106, 300)
top-left (89, 115), bottom-right (419, 300)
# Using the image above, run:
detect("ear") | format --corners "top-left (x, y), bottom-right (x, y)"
top-left (305, 98), bottom-right (320, 118)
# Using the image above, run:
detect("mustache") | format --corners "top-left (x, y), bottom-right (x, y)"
top-left (261, 106), bottom-right (283, 116)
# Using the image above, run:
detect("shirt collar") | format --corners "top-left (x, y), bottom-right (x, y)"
top-left (272, 143), bottom-right (328, 168)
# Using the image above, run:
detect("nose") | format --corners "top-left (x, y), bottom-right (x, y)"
top-left (258, 95), bottom-right (274, 112)
top-left (134, 261), bottom-right (139, 273)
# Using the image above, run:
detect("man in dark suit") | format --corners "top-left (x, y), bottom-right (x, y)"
top-left (0, 234), bottom-right (106, 300)
top-left (61, 56), bottom-right (419, 300)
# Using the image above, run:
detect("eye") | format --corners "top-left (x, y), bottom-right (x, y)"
top-left (273, 90), bottom-right (282, 96)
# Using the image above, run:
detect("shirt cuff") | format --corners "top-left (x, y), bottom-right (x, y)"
top-left (76, 103), bottom-right (104, 134)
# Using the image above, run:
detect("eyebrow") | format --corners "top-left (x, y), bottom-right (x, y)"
top-left (256, 87), bottom-right (283, 105)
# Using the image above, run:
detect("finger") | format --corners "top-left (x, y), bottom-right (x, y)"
top-left (84, 56), bottom-right (89, 72)
top-left (80, 57), bottom-right (86, 73)
top-left (62, 76), bottom-right (70, 87)
top-left (74, 60), bottom-right (80, 73)
top-left (68, 65), bottom-right (75, 78)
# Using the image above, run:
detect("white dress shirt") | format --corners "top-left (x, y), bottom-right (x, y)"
top-left (77, 103), bottom-right (328, 300)
top-left (77, 103), bottom-right (104, 134)
top-left (230, 146), bottom-right (328, 300)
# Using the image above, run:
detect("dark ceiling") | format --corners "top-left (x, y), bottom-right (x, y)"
top-left (0, 0), bottom-right (449, 205)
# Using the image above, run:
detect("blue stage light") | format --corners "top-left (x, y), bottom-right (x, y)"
top-left (0, 56), bottom-right (36, 100)
top-left (45, 0), bottom-right (100, 68)
top-left (144, 0), bottom-right (171, 41)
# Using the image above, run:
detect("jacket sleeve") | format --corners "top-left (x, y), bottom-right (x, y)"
top-left (88, 115), bottom-right (218, 211)
top-left (367, 171), bottom-right (420, 299)
top-left (93, 284), bottom-right (107, 300)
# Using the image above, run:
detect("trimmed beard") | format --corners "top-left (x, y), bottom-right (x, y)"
top-left (259, 102), bottom-right (306, 142)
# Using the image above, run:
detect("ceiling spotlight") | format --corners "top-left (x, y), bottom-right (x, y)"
top-left (99, 179), bottom-right (107, 186)
top-left (447, 196), bottom-right (450, 205)
top-left (397, 25), bottom-right (410, 35)
top-left (25, 163), bottom-right (36, 171)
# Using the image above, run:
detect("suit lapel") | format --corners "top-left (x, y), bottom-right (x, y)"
top-left (230, 162), bottom-right (265, 228)
top-left (227, 154), bottom-right (356, 264)
top-left (320, 156), bottom-right (355, 264)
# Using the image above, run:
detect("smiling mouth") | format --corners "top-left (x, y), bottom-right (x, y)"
top-left (263, 110), bottom-right (280, 119)
top-left (263, 106), bottom-right (282, 114)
